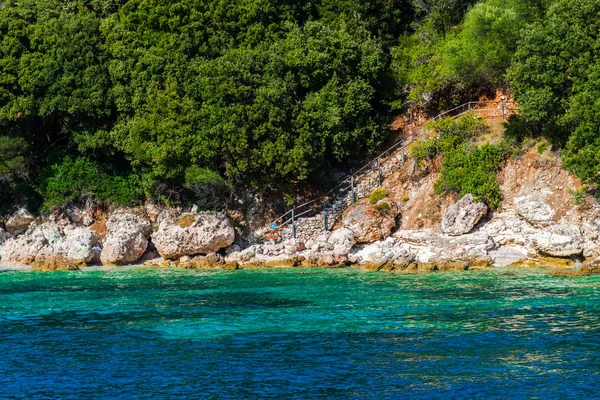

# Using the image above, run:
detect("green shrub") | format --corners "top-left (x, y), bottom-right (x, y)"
top-left (537, 141), bottom-right (548, 154)
top-left (407, 115), bottom-right (505, 208)
top-left (568, 187), bottom-right (586, 206)
top-left (435, 143), bottom-right (506, 208)
top-left (411, 115), bottom-right (489, 162)
top-left (40, 156), bottom-right (143, 212)
top-left (369, 188), bottom-right (387, 204)
top-left (375, 202), bottom-right (392, 213)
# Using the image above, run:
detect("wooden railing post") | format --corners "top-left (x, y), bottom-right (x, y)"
top-left (351, 176), bottom-right (356, 204)
top-left (501, 99), bottom-right (505, 120)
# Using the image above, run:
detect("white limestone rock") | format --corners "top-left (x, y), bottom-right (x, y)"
top-left (440, 194), bottom-right (488, 236)
top-left (152, 213), bottom-right (235, 260)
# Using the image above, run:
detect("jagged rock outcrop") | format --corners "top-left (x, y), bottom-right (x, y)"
top-left (152, 213), bottom-right (235, 259)
top-left (532, 224), bottom-right (585, 257)
top-left (4, 207), bottom-right (35, 236)
top-left (0, 222), bottom-right (98, 267)
top-left (514, 192), bottom-right (555, 227)
top-left (100, 213), bottom-right (152, 266)
top-left (440, 194), bottom-right (488, 236)
top-left (394, 229), bottom-right (495, 264)
top-left (340, 202), bottom-right (397, 243)
top-left (1, 222), bottom-right (64, 265)
top-left (351, 238), bottom-right (416, 271)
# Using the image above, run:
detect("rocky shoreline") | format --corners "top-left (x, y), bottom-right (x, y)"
top-left (1, 192), bottom-right (600, 275)
top-left (2, 147), bottom-right (600, 275)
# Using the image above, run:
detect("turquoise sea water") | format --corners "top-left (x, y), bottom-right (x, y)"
top-left (0, 267), bottom-right (599, 399)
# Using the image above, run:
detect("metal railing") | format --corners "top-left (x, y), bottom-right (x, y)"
top-left (271, 100), bottom-right (518, 238)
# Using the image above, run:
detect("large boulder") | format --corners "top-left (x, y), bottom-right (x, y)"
top-left (327, 228), bottom-right (356, 254)
top-left (532, 224), bottom-right (585, 257)
top-left (514, 193), bottom-right (555, 227)
top-left (100, 213), bottom-right (152, 266)
top-left (61, 227), bottom-right (99, 264)
top-left (4, 207), bottom-right (35, 236)
top-left (1, 222), bottom-right (63, 265)
top-left (341, 202), bottom-right (397, 243)
top-left (0, 222), bottom-right (97, 266)
top-left (440, 194), bottom-right (488, 236)
top-left (152, 213), bottom-right (235, 259)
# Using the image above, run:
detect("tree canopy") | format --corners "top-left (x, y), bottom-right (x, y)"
top-left (1, 0), bottom-right (599, 212)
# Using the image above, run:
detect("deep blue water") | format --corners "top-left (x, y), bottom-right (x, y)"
top-left (0, 267), bottom-right (599, 399)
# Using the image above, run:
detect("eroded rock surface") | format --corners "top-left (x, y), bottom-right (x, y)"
top-left (100, 213), bottom-right (151, 266)
top-left (440, 194), bottom-right (488, 236)
top-left (152, 213), bottom-right (235, 259)
top-left (341, 202), bottom-right (396, 243)
top-left (5, 207), bottom-right (35, 236)
top-left (532, 224), bottom-right (585, 257)
top-left (351, 238), bottom-right (416, 271)
top-left (514, 193), bottom-right (555, 227)
top-left (1, 222), bottom-right (98, 266)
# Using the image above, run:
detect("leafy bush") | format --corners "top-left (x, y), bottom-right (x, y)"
top-left (510, 0), bottom-right (600, 185)
top-left (40, 156), bottom-right (142, 212)
top-left (375, 202), bottom-right (392, 213)
top-left (411, 114), bottom-right (489, 161)
top-left (369, 188), bottom-right (387, 204)
top-left (435, 143), bottom-right (506, 208)
top-left (392, 0), bottom-right (544, 107)
top-left (409, 115), bottom-right (505, 208)
top-left (536, 141), bottom-right (548, 155)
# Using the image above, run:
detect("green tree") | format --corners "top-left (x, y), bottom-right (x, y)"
top-left (510, 0), bottom-right (600, 184)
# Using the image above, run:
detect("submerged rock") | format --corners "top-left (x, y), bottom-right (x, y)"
top-left (31, 256), bottom-right (83, 272)
top-left (100, 213), bottom-right (152, 266)
top-left (440, 194), bottom-right (488, 236)
top-left (152, 213), bottom-right (235, 259)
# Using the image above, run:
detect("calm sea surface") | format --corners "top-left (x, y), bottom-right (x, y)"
top-left (0, 267), bottom-right (599, 399)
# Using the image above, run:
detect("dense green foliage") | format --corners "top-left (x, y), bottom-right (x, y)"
top-left (0, 0), bottom-right (415, 211)
top-left (1, 0), bottom-right (599, 212)
top-left (412, 115), bottom-right (506, 207)
top-left (509, 0), bottom-right (600, 186)
top-left (393, 0), bottom-right (546, 108)
top-left (39, 156), bottom-right (143, 212)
